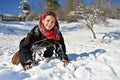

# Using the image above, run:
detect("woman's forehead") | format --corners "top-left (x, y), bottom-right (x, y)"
top-left (44, 15), bottom-right (55, 21)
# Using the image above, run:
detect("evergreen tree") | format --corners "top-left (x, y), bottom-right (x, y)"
top-left (19, 0), bottom-right (30, 21)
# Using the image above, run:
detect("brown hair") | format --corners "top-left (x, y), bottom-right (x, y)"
top-left (43, 11), bottom-right (57, 20)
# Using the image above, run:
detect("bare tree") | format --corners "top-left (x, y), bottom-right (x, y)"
top-left (64, 0), bottom-right (82, 22)
top-left (31, 1), bottom-right (46, 15)
top-left (96, 0), bottom-right (118, 19)
top-left (108, 0), bottom-right (117, 18)
top-left (63, 0), bottom-right (74, 21)
top-left (26, 12), bottom-right (38, 21)
top-left (81, 3), bottom-right (105, 39)
top-left (45, 0), bottom-right (62, 18)
top-left (96, 0), bottom-right (107, 10)
top-left (84, 4), bottom-right (97, 39)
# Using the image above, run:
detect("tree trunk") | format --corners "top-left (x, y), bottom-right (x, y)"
top-left (89, 27), bottom-right (97, 39)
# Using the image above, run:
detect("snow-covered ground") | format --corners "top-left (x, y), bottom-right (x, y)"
top-left (0, 19), bottom-right (120, 80)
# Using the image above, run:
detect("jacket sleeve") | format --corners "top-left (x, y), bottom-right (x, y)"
top-left (19, 26), bottom-right (42, 65)
top-left (57, 32), bottom-right (69, 61)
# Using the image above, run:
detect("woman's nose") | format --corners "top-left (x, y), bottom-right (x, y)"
top-left (49, 22), bottom-right (53, 26)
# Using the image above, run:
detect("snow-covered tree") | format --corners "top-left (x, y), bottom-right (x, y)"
top-left (19, 0), bottom-right (30, 21)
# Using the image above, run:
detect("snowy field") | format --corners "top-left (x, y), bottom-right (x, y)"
top-left (0, 19), bottom-right (120, 80)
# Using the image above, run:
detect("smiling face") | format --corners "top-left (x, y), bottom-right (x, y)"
top-left (42, 15), bottom-right (56, 30)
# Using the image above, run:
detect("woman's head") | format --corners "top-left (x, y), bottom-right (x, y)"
top-left (40, 11), bottom-right (57, 30)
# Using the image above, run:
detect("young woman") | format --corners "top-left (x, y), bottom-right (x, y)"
top-left (19, 11), bottom-right (69, 70)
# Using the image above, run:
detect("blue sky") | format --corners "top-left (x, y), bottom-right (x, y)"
top-left (0, 0), bottom-right (120, 15)
top-left (0, 0), bottom-right (42, 15)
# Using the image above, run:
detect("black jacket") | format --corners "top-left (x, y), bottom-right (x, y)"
top-left (19, 25), bottom-right (68, 65)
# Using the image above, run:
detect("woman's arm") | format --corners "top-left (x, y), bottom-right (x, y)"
top-left (57, 32), bottom-right (69, 61)
top-left (19, 26), bottom-right (43, 65)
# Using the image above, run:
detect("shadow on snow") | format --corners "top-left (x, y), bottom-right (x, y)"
top-left (0, 25), bottom-right (29, 35)
top-left (99, 30), bottom-right (120, 40)
top-left (61, 25), bottom-right (82, 32)
top-left (0, 70), bottom-right (30, 80)
top-left (68, 49), bottom-right (106, 61)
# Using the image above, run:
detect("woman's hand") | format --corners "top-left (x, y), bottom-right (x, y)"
top-left (24, 65), bottom-right (32, 71)
top-left (62, 59), bottom-right (70, 66)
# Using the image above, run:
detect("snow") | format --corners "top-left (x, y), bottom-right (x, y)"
top-left (0, 19), bottom-right (120, 80)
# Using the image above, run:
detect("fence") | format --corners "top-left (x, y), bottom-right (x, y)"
top-left (0, 14), bottom-right (24, 21)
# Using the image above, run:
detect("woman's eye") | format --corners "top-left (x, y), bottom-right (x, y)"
top-left (46, 20), bottom-right (49, 22)
top-left (51, 21), bottom-right (55, 24)
top-left (51, 21), bottom-right (53, 23)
